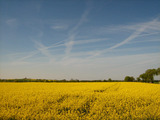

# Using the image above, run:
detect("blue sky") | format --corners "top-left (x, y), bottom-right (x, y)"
top-left (0, 0), bottom-right (160, 80)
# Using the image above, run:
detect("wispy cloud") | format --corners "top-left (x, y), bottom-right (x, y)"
top-left (7, 16), bottom-right (160, 67)
top-left (6, 18), bottom-right (16, 25)
top-left (69, 8), bottom-right (91, 34)
top-left (8, 40), bottom-right (64, 65)
top-left (10, 37), bottom-right (107, 64)
top-left (55, 51), bottom-right (160, 79)
top-left (38, 40), bottom-right (65, 50)
top-left (101, 18), bottom-right (160, 34)
top-left (74, 38), bottom-right (108, 45)
top-left (128, 37), bottom-right (160, 44)
top-left (51, 25), bottom-right (68, 30)
top-left (33, 40), bottom-right (55, 62)
top-left (17, 51), bottom-right (39, 61)
top-left (110, 18), bottom-right (159, 48)
top-left (35, 2), bottom-right (42, 12)
top-left (6, 51), bottom-right (160, 80)
top-left (89, 17), bottom-right (160, 58)
top-left (65, 1), bottom-right (92, 58)
top-left (6, 18), bottom-right (18, 28)
top-left (137, 31), bottom-right (160, 38)
top-left (65, 34), bottom-right (76, 57)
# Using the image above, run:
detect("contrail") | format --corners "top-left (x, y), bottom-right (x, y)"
top-left (89, 17), bottom-right (159, 58)
top-left (64, 1), bottom-right (92, 58)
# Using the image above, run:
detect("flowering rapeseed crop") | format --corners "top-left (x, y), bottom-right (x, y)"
top-left (0, 82), bottom-right (160, 119)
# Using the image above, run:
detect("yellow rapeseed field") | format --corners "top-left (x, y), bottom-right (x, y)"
top-left (0, 82), bottom-right (160, 120)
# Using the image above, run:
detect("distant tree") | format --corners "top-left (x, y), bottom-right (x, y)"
top-left (93, 80), bottom-right (102, 82)
top-left (103, 79), bottom-right (107, 82)
top-left (145, 69), bottom-right (157, 83)
top-left (124, 76), bottom-right (130, 82)
top-left (136, 77), bottom-right (141, 82)
top-left (131, 76), bottom-right (135, 81)
top-left (139, 73), bottom-right (147, 82)
top-left (108, 78), bottom-right (112, 82)
top-left (139, 68), bottom-right (159, 83)
top-left (124, 76), bottom-right (135, 82)
top-left (156, 68), bottom-right (160, 75)
top-left (69, 79), bottom-right (79, 82)
top-left (60, 79), bottom-right (67, 82)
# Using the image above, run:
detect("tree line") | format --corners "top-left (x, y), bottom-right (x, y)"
top-left (124, 67), bottom-right (160, 83)
top-left (0, 78), bottom-right (121, 83)
top-left (0, 68), bottom-right (160, 83)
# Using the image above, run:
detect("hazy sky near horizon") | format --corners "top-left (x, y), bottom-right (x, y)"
top-left (0, 0), bottom-right (160, 80)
